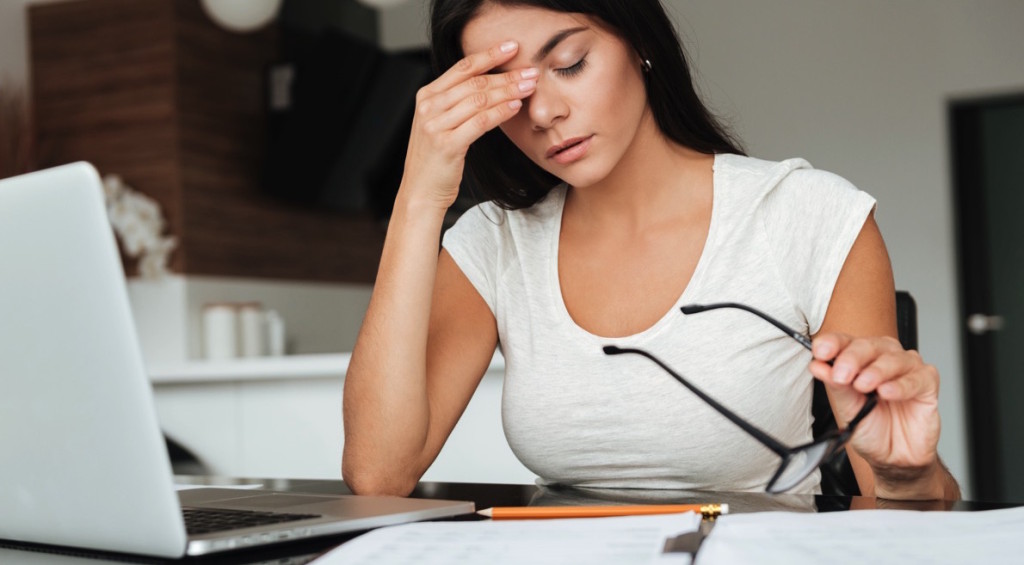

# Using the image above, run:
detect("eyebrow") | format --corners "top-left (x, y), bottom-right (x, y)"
top-left (531, 26), bottom-right (589, 64)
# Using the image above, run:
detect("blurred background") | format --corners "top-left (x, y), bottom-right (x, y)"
top-left (1, 0), bottom-right (1022, 502)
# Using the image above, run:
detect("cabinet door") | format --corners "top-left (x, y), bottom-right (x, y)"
top-left (156, 370), bottom-right (537, 484)
top-left (238, 378), bottom-right (345, 479)
top-left (154, 383), bottom-right (239, 475)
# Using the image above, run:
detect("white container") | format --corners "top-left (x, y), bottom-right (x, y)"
top-left (238, 302), bottom-right (266, 357)
top-left (202, 303), bottom-right (238, 360)
top-left (264, 309), bottom-right (286, 357)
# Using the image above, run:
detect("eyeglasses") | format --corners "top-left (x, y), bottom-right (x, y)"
top-left (603, 302), bottom-right (877, 494)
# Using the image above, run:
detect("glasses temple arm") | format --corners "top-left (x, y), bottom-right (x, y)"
top-left (683, 302), bottom-right (880, 433)
top-left (682, 303), bottom-right (813, 350)
top-left (603, 346), bottom-right (791, 458)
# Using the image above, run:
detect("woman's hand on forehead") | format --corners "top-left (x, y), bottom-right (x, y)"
top-left (398, 40), bottom-right (537, 210)
top-left (428, 40), bottom-right (533, 94)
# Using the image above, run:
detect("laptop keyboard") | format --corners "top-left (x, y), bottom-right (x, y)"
top-left (182, 507), bottom-right (320, 535)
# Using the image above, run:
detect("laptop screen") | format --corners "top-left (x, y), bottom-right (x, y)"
top-left (0, 163), bottom-right (188, 557)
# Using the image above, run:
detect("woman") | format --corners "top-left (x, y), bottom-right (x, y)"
top-left (342, 0), bottom-right (960, 500)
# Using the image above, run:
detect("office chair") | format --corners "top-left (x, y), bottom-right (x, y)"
top-left (814, 290), bottom-right (918, 496)
top-left (165, 435), bottom-right (207, 476)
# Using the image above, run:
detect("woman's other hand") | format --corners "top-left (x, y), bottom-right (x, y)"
top-left (810, 333), bottom-right (946, 499)
top-left (813, 214), bottom-right (958, 500)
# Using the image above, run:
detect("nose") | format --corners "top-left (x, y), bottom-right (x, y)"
top-left (526, 79), bottom-right (568, 131)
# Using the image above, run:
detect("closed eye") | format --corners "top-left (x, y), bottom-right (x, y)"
top-left (555, 55), bottom-right (588, 78)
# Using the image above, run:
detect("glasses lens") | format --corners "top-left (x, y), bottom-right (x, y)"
top-left (768, 441), bottom-right (831, 493)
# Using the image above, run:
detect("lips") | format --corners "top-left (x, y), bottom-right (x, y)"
top-left (545, 135), bottom-right (593, 164)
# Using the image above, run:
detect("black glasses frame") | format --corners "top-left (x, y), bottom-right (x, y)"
top-left (603, 302), bottom-right (877, 494)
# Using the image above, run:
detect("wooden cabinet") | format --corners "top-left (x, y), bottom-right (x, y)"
top-left (29, 0), bottom-right (385, 283)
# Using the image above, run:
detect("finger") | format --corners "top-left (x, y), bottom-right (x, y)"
top-left (824, 337), bottom-right (881, 385)
top-left (811, 333), bottom-right (853, 363)
top-left (427, 78), bottom-right (536, 133)
top-left (808, 361), bottom-right (874, 426)
top-left (808, 358), bottom-right (839, 385)
top-left (827, 336), bottom-right (903, 386)
top-left (424, 67), bottom-right (538, 118)
top-left (875, 363), bottom-right (940, 402)
top-left (422, 40), bottom-right (521, 98)
top-left (851, 348), bottom-right (921, 394)
top-left (808, 359), bottom-right (862, 404)
top-left (448, 97), bottom-right (526, 149)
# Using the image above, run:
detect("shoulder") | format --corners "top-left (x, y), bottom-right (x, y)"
top-left (771, 164), bottom-right (875, 222)
top-left (715, 153), bottom-right (810, 184)
top-left (446, 184), bottom-right (565, 237)
top-left (778, 166), bottom-right (863, 200)
top-left (718, 156), bottom-right (879, 333)
top-left (715, 153), bottom-right (873, 210)
top-left (443, 184), bottom-right (566, 261)
top-left (448, 199), bottom-right (507, 233)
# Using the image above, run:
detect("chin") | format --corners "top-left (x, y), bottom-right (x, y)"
top-left (551, 165), bottom-right (613, 189)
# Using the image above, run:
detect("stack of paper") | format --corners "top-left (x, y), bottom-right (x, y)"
top-left (313, 513), bottom-right (703, 565)
top-left (313, 505), bottom-right (1024, 564)
top-left (696, 505), bottom-right (1024, 564)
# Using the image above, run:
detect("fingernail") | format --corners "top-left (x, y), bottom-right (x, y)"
top-left (518, 79), bottom-right (537, 92)
top-left (832, 365), bottom-right (851, 384)
top-left (508, 100), bottom-right (522, 110)
top-left (856, 375), bottom-right (876, 392)
top-left (500, 41), bottom-right (517, 53)
top-left (814, 342), bottom-right (835, 359)
top-left (520, 67), bottom-right (539, 79)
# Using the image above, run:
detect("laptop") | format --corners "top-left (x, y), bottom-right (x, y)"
top-left (0, 163), bottom-right (474, 558)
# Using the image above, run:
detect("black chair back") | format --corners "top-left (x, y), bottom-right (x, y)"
top-left (814, 291), bottom-right (917, 496)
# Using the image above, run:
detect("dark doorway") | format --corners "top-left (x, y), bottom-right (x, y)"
top-left (951, 93), bottom-right (1024, 503)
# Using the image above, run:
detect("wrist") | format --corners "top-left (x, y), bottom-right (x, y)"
top-left (394, 182), bottom-right (457, 217)
top-left (388, 189), bottom-right (450, 231)
top-left (871, 459), bottom-right (945, 500)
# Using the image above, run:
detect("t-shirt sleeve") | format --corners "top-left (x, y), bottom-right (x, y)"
top-left (441, 202), bottom-right (504, 316)
top-left (761, 168), bottom-right (877, 335)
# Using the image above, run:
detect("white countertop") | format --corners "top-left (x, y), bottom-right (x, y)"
top-left (148, 352), bottom-right (505, 385)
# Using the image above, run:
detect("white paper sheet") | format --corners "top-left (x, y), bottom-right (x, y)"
top-left (696, 505), bottom-right (1024, 564)
top-left (312, 513), bottom-right (703, 565)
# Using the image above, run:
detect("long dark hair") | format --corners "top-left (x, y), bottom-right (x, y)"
top-left (431, 0), bottom-right (744, 210)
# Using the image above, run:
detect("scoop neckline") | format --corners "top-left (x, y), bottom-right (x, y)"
top-left (548, 154), bottom-right (723, 346)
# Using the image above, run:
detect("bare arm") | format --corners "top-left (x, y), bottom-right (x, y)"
top-left (341, 41), bottom-right (537, 496)
top-left (814, 214), bottom-right (960, 500)
top-left (342, 232), bottom-right (497, 495)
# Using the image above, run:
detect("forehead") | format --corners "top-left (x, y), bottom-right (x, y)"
top-left (460, 4), bottom-right (598, 59)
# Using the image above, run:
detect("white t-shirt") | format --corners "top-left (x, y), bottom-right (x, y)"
top-left (441, 153), bottom-right (876, 493)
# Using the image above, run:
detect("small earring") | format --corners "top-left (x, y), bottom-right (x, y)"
top-left (641, 59), bottom-right (653, 73)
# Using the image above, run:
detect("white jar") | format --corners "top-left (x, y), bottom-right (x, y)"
top-left (263, 309), bottom-right (286, 357)
top-left (238, 302), bottom-right (266, 357)
top-left (202, 303), bottom-right (238, 360)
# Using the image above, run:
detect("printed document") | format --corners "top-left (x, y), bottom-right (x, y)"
top-left (312, 512), bottom-right (702, 565)
top-left (696, 505), bottom-right (1024, 564)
